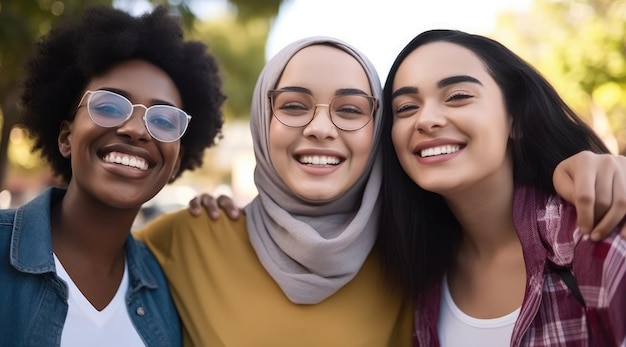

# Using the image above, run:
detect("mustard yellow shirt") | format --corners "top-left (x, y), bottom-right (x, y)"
top-left (135, 210), bottom-right (412, 347)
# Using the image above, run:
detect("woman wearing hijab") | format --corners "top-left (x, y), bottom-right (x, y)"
top-left (135, 37), bottom-right (412, 346)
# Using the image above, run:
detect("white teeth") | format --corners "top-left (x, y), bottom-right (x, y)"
top-left (299, 155), bottom-right (341, 165)
top-left (103, 151), bottom-right (149, 170)
top-left (420, 145), bottom-right (461, 158)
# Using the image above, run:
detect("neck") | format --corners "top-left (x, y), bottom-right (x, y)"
top-left (51, 185), bottom-right (139, 266)
top-left (444, 170), bottom-right (518, 257)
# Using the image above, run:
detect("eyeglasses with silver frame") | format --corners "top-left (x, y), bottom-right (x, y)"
top-left (77, 89), bottom-right (191, 143)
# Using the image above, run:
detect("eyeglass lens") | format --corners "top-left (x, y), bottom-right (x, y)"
top-left (87, 90), bottom-right (190, 142)
top-left (270, 91), bottom-right (374, 131)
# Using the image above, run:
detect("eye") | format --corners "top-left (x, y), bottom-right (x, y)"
top-left (335, 104), bottom-right (364, 114)
top-left (279, 101), bottom-right (310, 113)
top-left (332, 95), bottom-right (372, 119)
top-left (394, 102), bottom-right (420, 118)
top-left (447, 91), bottom-right (473, 102)
top-left (146, 107), bottom-right (181, 131)
top-left (148, 115), bottom-right (177, 130)
top-left (91, 102), bottom-right (128, 119)
top-left (333, 105), bottom-right (368, 121)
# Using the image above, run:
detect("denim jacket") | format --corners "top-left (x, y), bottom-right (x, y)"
top-left (0, 187), bottom-right (181, 347)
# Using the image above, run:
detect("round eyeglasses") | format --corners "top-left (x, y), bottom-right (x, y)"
top-left (268, 90), bottom-right (377, 131)
top-left (77, 90), bottom-right (192, 143)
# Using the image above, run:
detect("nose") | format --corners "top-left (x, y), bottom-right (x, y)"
top-left (415, 101), bottom-right (447, 134)
top-left (115, 105), bottom-right (151, 142)
top-left (302, 104), bottom-right (338, 140)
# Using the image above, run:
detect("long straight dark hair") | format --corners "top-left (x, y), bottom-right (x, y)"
top-left (378, 29), bottom-right (610, 299)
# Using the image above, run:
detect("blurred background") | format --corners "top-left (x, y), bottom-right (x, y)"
top-left (1, 0), bottom-right (625, 224)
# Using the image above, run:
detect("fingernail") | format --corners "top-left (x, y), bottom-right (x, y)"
top-left (582, 234), bottom-right (590, 241)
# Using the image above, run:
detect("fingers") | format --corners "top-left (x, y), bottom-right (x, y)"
top-left (590, 171), bottom-right (626, 241)
top-left (553, 151), bottom-right (626, 241)
top-left (187, 194), bottom-right (220, 219)
top-left (572, 186), bottom-right (595, 240)
top-left (188, 196), bottom-right (204, 217)
top-left (215, 195), bottom-right (241, 220)
top-left (202, 194), bottom-right (222, 219)
top-left (589, 155), bottom-right (626, 241)
top-left (553, 151), bottom-right (594, 236)
top-left (187, 193), bottom-right (242, 220)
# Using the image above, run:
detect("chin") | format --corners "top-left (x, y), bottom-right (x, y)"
top-left (414, 179), bottom-right (453, 195)
top-left (296, 189), bottom-right (342, 203)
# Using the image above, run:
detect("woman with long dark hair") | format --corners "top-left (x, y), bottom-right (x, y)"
top-left (380, 29), bottom-right (626, 346)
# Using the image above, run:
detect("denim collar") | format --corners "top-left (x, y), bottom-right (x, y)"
top-left (9, 187), bottom-right (157, 289)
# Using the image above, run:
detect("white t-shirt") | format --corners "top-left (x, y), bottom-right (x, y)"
top-left (54, 254), bottom-right (146, 347)
top-left (438, 275), bottom-right (520, 347)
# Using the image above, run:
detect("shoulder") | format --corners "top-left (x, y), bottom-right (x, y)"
top-left (0, 208), bottom-right (16, 241)
top-left (0, 209), bottom-right (16, 268)
top-left (0, 207), bottom-right (17, 219)
top-left (136, 208), bottom-right (246, 237)
top-left (574, 229), bottom-right (626, 268)
top-left (134, 208), bottom-right (194, 242)
top-left (572, 227), bottom-right (626, 296)
top-left (0, 208), bottom-right (16, 230)
top-left (126, 235), bottom-right (162, 271)
top-left (134, 208), bottom-right (248, 258)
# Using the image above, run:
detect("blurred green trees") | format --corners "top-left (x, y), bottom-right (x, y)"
top-left (494, 0), bottom-right (626, 155)
top-left (0, 0), bottom-right (281, 189)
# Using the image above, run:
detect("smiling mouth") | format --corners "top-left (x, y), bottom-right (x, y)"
top-left (297, 155), bottom-right (342, 166)
top-left (103, 151), bottom-right (149, 170)
top-left (420, 145), bottom-right (461, 158)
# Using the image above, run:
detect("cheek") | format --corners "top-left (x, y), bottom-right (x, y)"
top-left (161, 143), bottom-right (183, 172)
top-left (391, 118), bottom-right (419, 179)
top-left (391, 118), bottom-right (411, 158)
top-left (346, 123), bottom-right (375, 169)
top-left (354, 124), bottom-right (374, 153)
top-left (268, 119), bottom-right (288, 165)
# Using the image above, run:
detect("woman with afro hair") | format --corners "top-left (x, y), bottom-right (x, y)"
top-left (0, 4), bottom-right (224, 347)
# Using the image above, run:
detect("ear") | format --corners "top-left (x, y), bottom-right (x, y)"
top-left (168, 146), bottom-right (185, 183)
top-left (507, 115), bottom-right (517, 140)
top-left (58, 120), bottom-right (73, 158)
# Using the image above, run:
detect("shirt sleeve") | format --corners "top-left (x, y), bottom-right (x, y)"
top-left (573, 228), bottom-right (626, 345)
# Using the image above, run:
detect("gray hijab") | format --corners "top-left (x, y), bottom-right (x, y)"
top-left (243, 36), bottom-right (383, 304)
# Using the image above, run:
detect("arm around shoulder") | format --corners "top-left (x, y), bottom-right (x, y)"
top-left (133, 209), bottom-right (188, 260)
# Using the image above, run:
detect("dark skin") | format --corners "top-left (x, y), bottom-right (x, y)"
top-left (52, 60), bottom-right (183, 310)
top-left (191, 151), bottom-right (626, 240)
top-left (51, 193), bottom-right (134, 309)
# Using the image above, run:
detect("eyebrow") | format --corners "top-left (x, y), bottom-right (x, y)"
top-left (275, 86), bottom-right (370, 97)
top-left (391, 86), bottom-right (418, 99)
top-left (438, 75), bottom-right (482, 88)
top-left (391, 75), bottom-right (483, 99)
top-left (336, 88), bottom-right (369, 97)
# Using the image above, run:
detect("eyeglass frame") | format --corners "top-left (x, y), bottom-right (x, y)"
top-left (76, 89), bottom-right (192, 143)
top-left (267, 90), bottom-right (378, 132)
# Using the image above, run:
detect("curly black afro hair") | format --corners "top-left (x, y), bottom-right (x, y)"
top-left (19, 4), bottom-right (225, 184)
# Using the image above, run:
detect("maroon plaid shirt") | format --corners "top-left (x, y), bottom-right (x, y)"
top-left (413, 185), bottom-right (626, 347)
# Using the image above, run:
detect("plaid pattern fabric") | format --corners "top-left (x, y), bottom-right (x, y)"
top-left (413, 185), bottom-right (626, 347)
